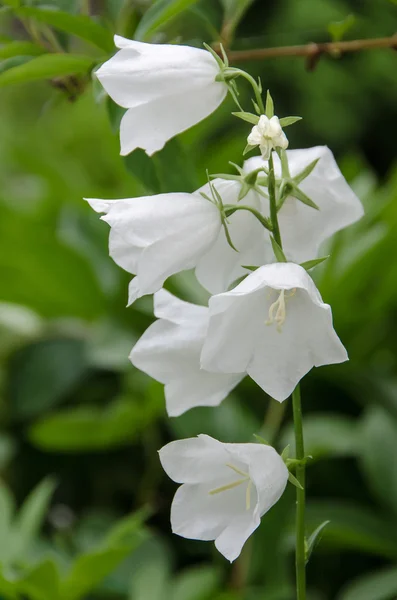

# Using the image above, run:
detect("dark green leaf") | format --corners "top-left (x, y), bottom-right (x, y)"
top-left (135, 0), bottom-right (200, 41)
top-left (270, 236), bottom-right (287, 262)
top-left (0, 55), bottom-right (33, 75)
top-left (9, 338), bottom-right (87, 419)
top-left (17, 560), bottom-right (60, 600)
top-left (338, 567), bottom-right (397, 600)
top-left (29, 395), bottom-right (163, 451)
top-left (0, 54), bottom-right (94, 87)
top-left (305, 520), bottom-right (330, 564)
top-left (17, 7), bottom-right (114, 52)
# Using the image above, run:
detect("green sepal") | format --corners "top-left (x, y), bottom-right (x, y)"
top-left (281, 444), bottom-right (290, 461)
top-left (270, 236), bottom-right (287, 262)
top-left (265, 90), bottom-right (274, 118)
top-left (203, 42), bottom-right (226, 68)
top-left (232, 111), bottom-right (259, 125)
top-left (224, 204), bottom-right (272, 231)
top-left (300, 256), bottom-right (329, 271)
top-left (252, 99), bottom-right (261, 115)
top-left (279, 116), bottom-right (302, 127)
top-left (290, 185), bottom-right (320, 210)
top-left (210, 173), bottom-right (240, 181)
top-left (305, 520), bottom-right (330, 565)
top-left (288, 472), bottom-right (304, 490)
top-left (242, 265), bottom-right (259, 272)
top-left (228, 274), bottom-right (247, 289)
top-left (294, 158), bottom-right (320, 184)
top-left (243, 143), bottom-right (257, 156)
top-left (253, 433), bottom-right (270, 445)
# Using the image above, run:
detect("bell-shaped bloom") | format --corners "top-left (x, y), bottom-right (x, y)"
top-left (195, 178), bottom-right (271, 294)
top-left (96, 36), bottom-right (227, 156)
top-left (247, 115), bottom-right (288, 160)
top-left (130, 289), bottom-right (243, 416)
top-left (201, 262), bottom-right (348, 401)
top-left (85, 193), bottom-right (222, 303)
top-left (244, 146), bottom-right (364, 263)
top-left (159, 434), bottom-right (288, 562)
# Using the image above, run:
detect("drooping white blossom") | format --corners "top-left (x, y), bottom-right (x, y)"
top-left (244, 146), bottom-right (364, 263)
top-left (96, 36), bottom-right (227, 156)
top-left (247, 115), bottom-right (288, 160)
top-left (201, 262), bottom-right (348, 401)
top-left (159, 434), bottom-right (288, 562)
top-left (130, 289), bottom-right (243, 416)
top-left (195, 178), bottom-right (272, 294)
top-left (85, 193), bottom-right (222, 303)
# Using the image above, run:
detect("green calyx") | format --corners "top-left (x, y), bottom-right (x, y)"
top-left (211, 163), bottom-right (268, 202)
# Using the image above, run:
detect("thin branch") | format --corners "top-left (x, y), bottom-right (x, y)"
top-left (222, 34), bottom-right (397, 63)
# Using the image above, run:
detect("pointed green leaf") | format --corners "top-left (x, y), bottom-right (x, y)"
top-left (232, 111), bottom-right (259, 125)
top-left (279, 116), bottom-right (302, 127)
top-left (281, 444), bottom-right (290, 460)
top-left (0, 41), bottom-right (45, 59)
top-left (288, 472), bottom-right (304, 490)
top-left (270, 236), bottom-right (287, 262)
top-left (294, 158), bottom-right (320, 184)
top-left (17, 560), bottom-right (61, 600)
top-left (300, 256), bottom-right (329, 271)
top-left (16, 7), bottom-right (114, 52)
top-left (305, 520), bottom-right (330, 564)
top-left (135, 0), bottom-right (200, 41)
top-left (328, 14), bottom-right (356, 43)
top-left (290, 185), bottom-right (320, 210)
top-left (242, 265), bottom-right (259, 272)
top-left (265, 90), bottom-right (274, 118)
top-left (0, 54), bottom-right (95, 87)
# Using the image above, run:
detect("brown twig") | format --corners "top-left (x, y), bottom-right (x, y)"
top-left (223, 34), bottom-right (397, 63)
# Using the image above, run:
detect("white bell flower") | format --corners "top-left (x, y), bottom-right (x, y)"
top-left (247, 115), bottom-right (288, 160)
top-left (159, 434), bottom-right (289, 562)
top-left (130, 289), bottom-right (243, 416)
top-left (201, 262), bottom-right (348, 402)
top-left (85, 192), bottom-right (222, 303)
top-left (96, 36), bottom-right (227, 156)
top-left (244, 146), bottom-right (364, 263)
top-left (195, 178), bottom-right (272, 294)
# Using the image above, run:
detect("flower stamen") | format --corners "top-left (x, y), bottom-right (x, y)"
top-left (266, 288), bottom-right (296, 332)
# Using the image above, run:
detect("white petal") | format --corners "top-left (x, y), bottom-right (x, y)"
top-left (165, 371), bottom-right (243, 417)
top-left (215, 512), bottom-right (260, 562)
top-left (153, 288), bottom-right (207, 324)
top-left (159, 435), bottom-right (229, 484)
top-left (244, 147), bottom-right (364, 263)
top-left (84, 197), bottom-right (113, 213)
top-left (201, 263), bottom-right (348, 398)
top-left (195, 180), bottom-right (270, 294)
top-left (97, 40), bottom-right (221, 110)
top-left (119, 83), bottom-right (226, 156)
top-left (247, 126), bottom-right (262, 146)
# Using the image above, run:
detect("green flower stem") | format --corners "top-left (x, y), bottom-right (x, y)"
top-left (225, 68), bottom-right (265, 113)
top-left (223, 204), bottom-right (272, 231)
top-left (292, 384), bottom-right (306, 600)
top-left (268, 152), bottom-right (282, 248)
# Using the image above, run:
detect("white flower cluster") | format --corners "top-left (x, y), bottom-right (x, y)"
top-left (89, 37), bottom-right (364, 562)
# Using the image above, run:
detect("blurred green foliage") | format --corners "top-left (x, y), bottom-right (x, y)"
top-left (0, 0), bottom-right (396, 598)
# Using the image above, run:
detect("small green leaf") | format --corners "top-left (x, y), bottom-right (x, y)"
top-left (270, 236), bottom-right (287, 262)
top-left (265, 89), bottom-right (274, 118)
top-left (0, 54), bottom-right (94, 87)
top-left (290, 185), bottom-right (319, 210)
top-left (0, 41), bottom-right (45, 59)
top-left (281, 444), bottom-right (290, 460)
top-left (300, 256), bottom-right (329, 271)
top-left (242, 265), bottom-right (259, 271)
top-left (328, 13), bottom-right (356, 43)
top-left (279, 116), bottom-right (302, 127)
top-left (17, 560), bottom-right (61, 600)
top-left (17, 7), bottom-right (114, 52)
top-left (232, 111), bottom-right (259, 125)
top-left (288, 472), bottom-right (303, 490)
top-left (293, 158), bottom-right (320, 184)
top-left (305, 520), bottom-right (330, 564)
top-left (135, 0), bottom-right (199, 41)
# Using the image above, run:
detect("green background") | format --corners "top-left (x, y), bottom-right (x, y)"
top-left (0, 0), bottom-right (397, 598)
